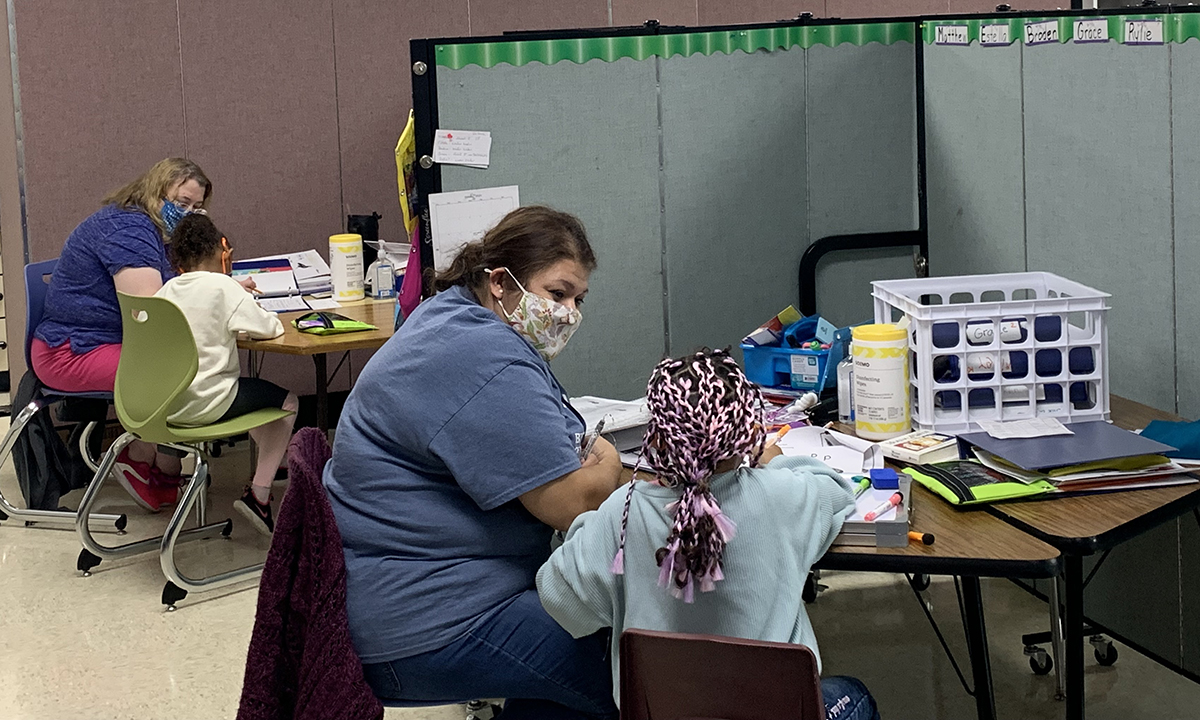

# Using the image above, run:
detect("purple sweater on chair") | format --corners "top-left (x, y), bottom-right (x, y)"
top-left (236, 427), bottom-right (383, 720)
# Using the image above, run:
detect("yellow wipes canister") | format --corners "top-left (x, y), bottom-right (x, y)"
top-left (329, 233), bottom-right (365, 302)
top-left (852, 323), bottom-right (910, 441)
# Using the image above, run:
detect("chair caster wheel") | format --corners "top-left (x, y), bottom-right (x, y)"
top-left (1091, 636), bottom-right (1118, 666)
top-left (1025, 646), bottom-right (1053, 675)
top-left (115, 514), bottom-right (128, 532)
top-left (221, 519), bottom-right (234, 538)
top-left (162, 581), bottom-right (188, 610)
top-left (909, 573), bottom-right (931, 592)
top-left (77, 548), bottom-right (102, 575)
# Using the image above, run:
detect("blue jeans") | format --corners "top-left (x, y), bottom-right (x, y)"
top-left (362, 590), bottom-right (617, 720)
top-left (822, 675), bottom-right (881, 720)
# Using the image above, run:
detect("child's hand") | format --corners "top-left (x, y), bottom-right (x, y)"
top-left (237, 275), bottom-right (258, 294)
top-left (757, 443), bottom-right (783, 467)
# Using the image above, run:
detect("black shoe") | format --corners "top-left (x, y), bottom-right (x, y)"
top-left (235, 487), bottom-right (274, 536)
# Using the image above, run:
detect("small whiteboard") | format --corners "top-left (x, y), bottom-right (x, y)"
top-left (428, 185), bottom-right (520, 271)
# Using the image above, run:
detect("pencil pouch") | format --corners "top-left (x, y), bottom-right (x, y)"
top-left (293, 311), bottom-right (376, 335)
top-left (903, 460), bottom-right (1054, 506)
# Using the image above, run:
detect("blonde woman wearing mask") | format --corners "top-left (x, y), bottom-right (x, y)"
top-left (31, 157), bottom-right (223, 512)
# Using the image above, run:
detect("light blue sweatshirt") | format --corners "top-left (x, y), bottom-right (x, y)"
top-left (535, 455), bottom-right (856, 703)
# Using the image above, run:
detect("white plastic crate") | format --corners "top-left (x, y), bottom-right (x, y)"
top-left (872, 272), bottom-right (1110, 434)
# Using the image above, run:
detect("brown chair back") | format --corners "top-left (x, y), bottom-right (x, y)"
top-left (619, 629), bottom-right (824, 720)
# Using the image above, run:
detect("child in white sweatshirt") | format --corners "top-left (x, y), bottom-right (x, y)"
top-left (155, 214), bottom-right (298, 535)
top-left (536, 349), bottom-right (880, 720)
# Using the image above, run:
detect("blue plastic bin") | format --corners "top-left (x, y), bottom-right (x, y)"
top-left (741, 325), bottom-right (852, 392)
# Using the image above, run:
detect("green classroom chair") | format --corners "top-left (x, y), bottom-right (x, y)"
top-left (75, 292), bottom-right (293, 609)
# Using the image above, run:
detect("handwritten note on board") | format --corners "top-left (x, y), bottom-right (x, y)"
top-left (433, 129), bottom-right (492, 168)
top-left (1126, 20), bottom-right (1164, 45)
top-left (934, 25), bottom-right (968, 45)
top-left (428, 186), bottom-right (520, 271)
top-left (980, 24), bottom-right (1011, 46)
top-left (1025, 20), bottom-right (1059, 46)
top-left (1074, 19), bottom-right (1109, 43)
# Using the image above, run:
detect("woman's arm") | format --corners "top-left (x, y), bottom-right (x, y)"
top-left (520, 436), bottom-right (624, 532)
top-left (113, 267), bottom-right (164, 296)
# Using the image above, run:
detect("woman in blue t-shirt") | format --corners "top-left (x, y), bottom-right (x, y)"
top-left (31, 157), bottom-right (227, 512)
top-left (324, 206), bottom-right (625, 719)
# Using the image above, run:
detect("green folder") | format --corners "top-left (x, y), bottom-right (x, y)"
top-left (903, 460), bottom-right (1055, 506)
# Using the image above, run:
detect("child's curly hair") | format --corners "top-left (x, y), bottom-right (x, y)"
top-left (169, 213), bottom-right (225, 272)
top-left (611, 348), bottom-right (766, 603)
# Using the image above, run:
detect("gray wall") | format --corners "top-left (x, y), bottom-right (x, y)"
top-left (435, 34), bottom-right (919, 399)
top-left (438, 58), bottom-right (664, 399)
top-left (925, 33), bottom-right (1187, 417)
top-left (925, 24), bottom-right (1200, 678)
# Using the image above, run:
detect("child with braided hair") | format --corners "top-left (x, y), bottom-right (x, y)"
top-left (536, 349), bottom-right (880, 720)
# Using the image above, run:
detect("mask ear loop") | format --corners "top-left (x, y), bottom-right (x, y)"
top-left (483, 267), bottom-right (526, 321)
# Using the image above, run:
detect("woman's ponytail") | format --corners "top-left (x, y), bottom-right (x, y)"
top-left (431, 241), bottom-right (486, 292)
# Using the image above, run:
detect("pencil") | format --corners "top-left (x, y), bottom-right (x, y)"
top-left (764, 425), bottom-right (790, 449)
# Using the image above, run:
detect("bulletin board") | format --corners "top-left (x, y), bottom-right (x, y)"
top-left (923, 10), bottom-right (1196, 416)
top-left (411, 19), bottom-right (921, 400)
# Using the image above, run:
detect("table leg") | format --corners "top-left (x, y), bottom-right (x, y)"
top-left (960, 576), bottom-right (997, 720)
top-left (1050, 573), bottom-right (1066, 701)
top-left (1064, 554), bottom-right (1085, 720)
top-left (314, 353), bottom-right (329, 433)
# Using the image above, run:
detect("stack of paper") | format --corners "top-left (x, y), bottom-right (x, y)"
top-left (958, 421), bottom-right (1196, 494)
top-left (231, 258), bottom-right (299, 298)
top-left (233, 251), bottom-right (332, 296)
top-left (570, 396), bottom-right (649, 453)
top-left (776, 425), bottom-right (885, 480)
top-left (284, 250), bottom-right (333, 295)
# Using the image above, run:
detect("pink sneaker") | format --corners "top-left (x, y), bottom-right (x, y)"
top-left (113, 448), bottom-right (162, 512)
top-left (150, 469), bottom-right (181, 509)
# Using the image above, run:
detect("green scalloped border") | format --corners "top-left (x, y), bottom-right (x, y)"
top-left (923, 13), bottom-right (1185, 45)
top-left (434, 23), bottom-right (915, 70)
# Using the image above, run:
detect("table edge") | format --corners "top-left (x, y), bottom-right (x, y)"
top-left (986, 486), bottom-right (1200, 555)
top-left (816, 552), bottom-right (1060, 579)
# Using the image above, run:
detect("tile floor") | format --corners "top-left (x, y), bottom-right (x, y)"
top-left (1, 429), bottom-right (1199, 719)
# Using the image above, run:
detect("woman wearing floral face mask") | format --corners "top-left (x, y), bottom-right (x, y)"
top-left (30, 157), bottom-right (219, 511)
top-left (324, 206), bottom-right (624, 719)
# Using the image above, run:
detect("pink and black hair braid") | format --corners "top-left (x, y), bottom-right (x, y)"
top-left (610, 348), bottom-right (766, 603)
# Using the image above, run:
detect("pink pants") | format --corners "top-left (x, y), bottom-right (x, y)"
top-left (30, 338), bottom-right (121, 393)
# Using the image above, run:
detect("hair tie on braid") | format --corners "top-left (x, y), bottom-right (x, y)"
top-left (610, 348), bottom-right (765, 603)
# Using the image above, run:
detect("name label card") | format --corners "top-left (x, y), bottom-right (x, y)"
top-left (1025, 20), bottom-right (1059, 46)
top-left (935, 25), bottom-right (969, 45)
top-left (1074, 19), bottom-right (1109, 44)
top-left (1126, 20), bottom-right (1164, 45)
top-left (980, 24), bottom-right (1011, 46)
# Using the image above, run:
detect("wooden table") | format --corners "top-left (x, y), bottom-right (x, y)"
top-left (237, 299), bottom-right (395, 431)
top-left (620, 466), bottom-right (1060, 720)
top-left (985, 396), bottom-right (1200, 720)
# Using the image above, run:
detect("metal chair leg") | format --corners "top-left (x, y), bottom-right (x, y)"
top-left (160, 456), bottom-right (261, 610)
top-left (0, 401), bottom-right (124, 531)
top-left (78, 420), bottom-right (101, 473)
top-left (76, 433), bottom-right (226, 574)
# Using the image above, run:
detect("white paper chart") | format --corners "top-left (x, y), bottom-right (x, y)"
top-left (428, 185), bottom-right (521, 271)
